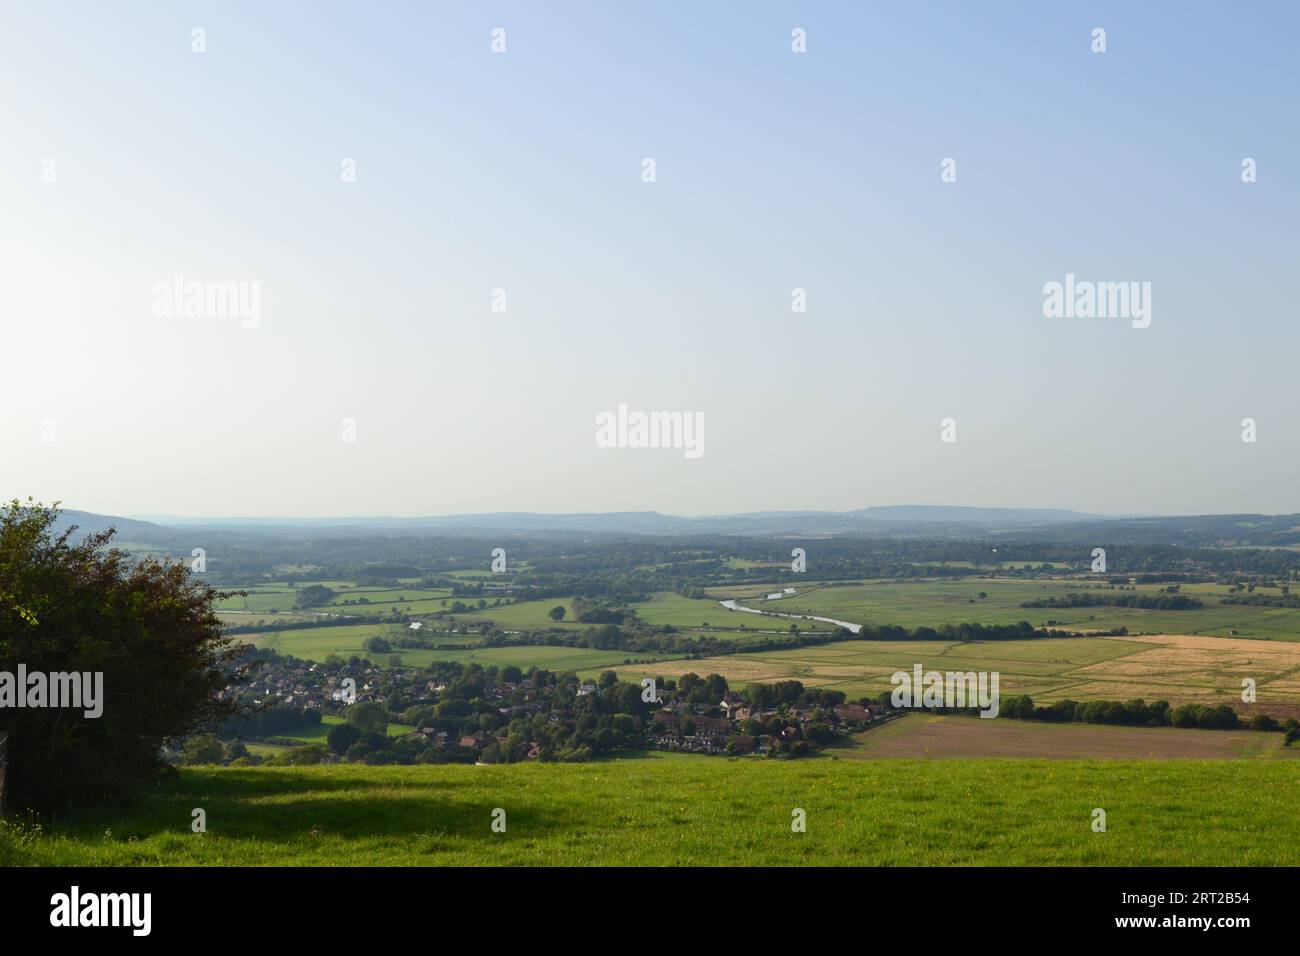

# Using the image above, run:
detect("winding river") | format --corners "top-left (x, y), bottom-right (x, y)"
top-left (718, 598), bottom-right (862, 635)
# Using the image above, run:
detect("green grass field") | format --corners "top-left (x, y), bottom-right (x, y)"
top-left (6, 757), bottom-right (1299, 866)
top-left (278, 715), bottom-right (416, 743)
top-left (632, 591), bottom-right (753, 628)
top-left (244, 624), bottom-right (669, 672)
top-left (720, 578), bottom-right (1300, 641)
top-left (218, 582), bottom-right (455, 614)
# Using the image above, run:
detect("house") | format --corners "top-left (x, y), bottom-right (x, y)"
top-left (720, 693), bottom-right (746, 718)
top-left (576, 683), bottom-right (599, 697)
top-left (691, 716), bottom-right (735, 736)
top-left (727, 734), bottom-right (756, 754)
top-left (833, 704), bottom-right (872, 724)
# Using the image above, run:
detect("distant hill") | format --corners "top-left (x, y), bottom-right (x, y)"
top-left (852, 505), bottom-right (1099, 525)
top-left (128, 506), bottom-right (1101, 537)
top-left (52, 510), bottom-right (173, 543)
top-left (68, 506), bottom-right (1300, 549)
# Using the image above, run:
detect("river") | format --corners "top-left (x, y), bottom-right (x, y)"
top-left (718, 598), bottom-right (861, 635)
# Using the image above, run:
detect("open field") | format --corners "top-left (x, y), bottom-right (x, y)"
top-left (243, 716), bottom-right (419, 758)
top-left (242, 626), bottom-right (671, 672)
top-left (367, 645), bottom-right (672, 671)
top-left (279, 715), bottom-right (417, 744)
top-left (7, 758), bottom-right (1300, 866)
top-left (633, 591), bottom-right (751, 628)
top-left (243, 623), bottom-right (479, 667)
top-left (220, 578), bottom-right (1300, 715)
top-left (218, 583), bottom-right (456, 620)
top-left (597, 634), bottom-right (1300, 718)
top-left (710, 578), bottom-right (1300, 641)
top-left (838, 714), bottom-right (1299, 760)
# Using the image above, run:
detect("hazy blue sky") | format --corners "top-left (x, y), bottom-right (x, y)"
top-left (2, 2), bottom-right (1297, 518)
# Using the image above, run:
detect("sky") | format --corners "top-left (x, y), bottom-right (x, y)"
top-left (1, 1), bottom-right (1297, 518)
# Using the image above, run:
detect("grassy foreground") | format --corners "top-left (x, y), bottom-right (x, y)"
top-left (5, 755), bottom-right (1300, 866)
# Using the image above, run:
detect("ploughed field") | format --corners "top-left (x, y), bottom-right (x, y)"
top-left (838, 713), bottom-right (1300, 760)
top-left (7, 757), bottom-right (1300, 866)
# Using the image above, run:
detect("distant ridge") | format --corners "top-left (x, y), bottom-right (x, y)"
top-left (52, 510), bottom-right (172, 543)
top-left (45, 506), bottom-right (1300, 548)
top-left (135, 504), bottom-right (1098, 530)
top-left (852, 505), bottom-right (1099, 524)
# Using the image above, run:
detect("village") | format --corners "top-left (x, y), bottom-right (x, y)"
top-left (210, 649), bottom-right (888, 763)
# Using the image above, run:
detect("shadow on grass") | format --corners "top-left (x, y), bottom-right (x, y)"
top-left (591, 749), bottom-right (661, 761)
top-left (48, 767), bottom-right (558, 846)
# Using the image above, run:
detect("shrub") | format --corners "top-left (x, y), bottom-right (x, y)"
top-left (0, 502), bottom-right (238, 812)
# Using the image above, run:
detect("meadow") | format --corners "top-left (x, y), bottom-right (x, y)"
top-left (219, 583), bottom-right (456, 623)
top-left (233, 586), bottom-right (805, 669)
top-left (713, 578), bottom-right (1300, 641)
top-left (6, 757), bottom-right (1300, 866)
top-left (249, 623), bottom-right (669, 672)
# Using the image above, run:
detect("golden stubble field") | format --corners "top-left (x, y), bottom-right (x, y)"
top-left (607, 634), bottom-right (1300, 718)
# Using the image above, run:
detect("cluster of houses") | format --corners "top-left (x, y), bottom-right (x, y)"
top-left (647, 692), bottom-right (884, 755)
top-left (218, 655), bottom-right (471, 713)
top-left (217, 652), bottom-right (888, 761)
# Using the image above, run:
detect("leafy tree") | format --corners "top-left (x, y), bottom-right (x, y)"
top-left (224, 740), bottom-right (250, 761)
top-left (345, 701), bottom-right (388, 735)
top-left (0, 501), bottom-right (239, 812)
top-left (587, 624), bottom-right (622, 649)
top-left (548, 605), bottom-right (566, 622)
top-left (294, 584), bottom-right (336, 609)
top-left (326, 721), bottom-right (363, 755)
top-left (268, 744), bottom-right (329, 765)
top-left (181, 735), bottom-right (226, 765)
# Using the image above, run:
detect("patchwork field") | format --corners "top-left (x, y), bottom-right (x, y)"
top-left (8, 758), bottom-right (1300, 866)
top-left (598, 634), bottom-right (1300, 718)
top-left (839, 713), bottom-right (1298, 760)
top-left (710, 578), bottom-right (1300, 641)
top-left (219, 577), bottom-right (1300, 717)
top-left (219, 583), bottom-right (455, 620)
top-left (245, 625), bottom-right (669, 672)
top-left (246, 623), bottom-right (473, 668)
